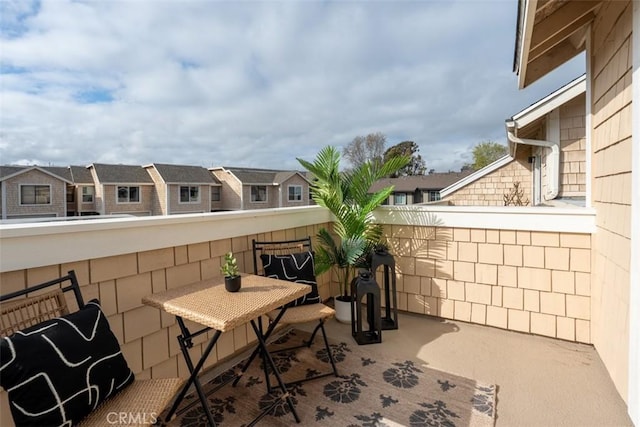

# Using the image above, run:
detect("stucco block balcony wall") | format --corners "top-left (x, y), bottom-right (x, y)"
top-left (372, 206), bottom-right (594, 343)
top-left (0, 206), bottom-right (596, 426)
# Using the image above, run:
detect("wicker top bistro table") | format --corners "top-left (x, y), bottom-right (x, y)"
top-left (142, 273), bottom-right (309, 426)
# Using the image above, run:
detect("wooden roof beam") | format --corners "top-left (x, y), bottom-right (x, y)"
top-left (524, 38), bottom-right (582, 87)
top-left (530, 1), bottom-right (600, 48)
top-left (528, 12), bottom-right (593, 62)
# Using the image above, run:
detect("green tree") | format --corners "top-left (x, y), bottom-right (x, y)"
top-left (342, 132), bottom-right (386, 170)
top-left (297, 146), bottom-right (409, 298)
top-left (467, 141), bottom-right (508, 170)
top-left (383, 141), bottom-right (426, 177)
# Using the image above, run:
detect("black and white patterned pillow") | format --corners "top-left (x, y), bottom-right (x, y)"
top-left (261, 251), bottom-right (321, 307)
top-left (0, 299), bottom-right (134, 426)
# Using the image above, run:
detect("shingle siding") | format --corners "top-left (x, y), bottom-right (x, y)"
top-left (589, 0), bottom-right (633, 402)
top-left (443, 150), bottom-right (533, 206)
top-left (1, 169), bottom-right (67, 219)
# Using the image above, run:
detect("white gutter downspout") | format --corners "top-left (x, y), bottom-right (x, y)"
top-left (506, 121), bottom-right (560, 201)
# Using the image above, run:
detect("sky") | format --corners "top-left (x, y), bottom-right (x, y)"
top-left (0, 0), bottom-right (585, 173)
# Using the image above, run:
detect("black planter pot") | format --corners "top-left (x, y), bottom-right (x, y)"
top-left (225, 275), bottom-right (241, 292)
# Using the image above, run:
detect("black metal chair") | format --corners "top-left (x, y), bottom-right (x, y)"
top-left (0, 270), bottom-right (183, 427)
top-left (234, 237), bottom-right (339, 390)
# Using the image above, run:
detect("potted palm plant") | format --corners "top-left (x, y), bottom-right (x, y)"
top-left (221, 252), bottom-right (241, 292)
top-left (297, 146), bottom-right (409, 322)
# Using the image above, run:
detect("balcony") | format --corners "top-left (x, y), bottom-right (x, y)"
top-left (0, 205), bottom-right (632, 425)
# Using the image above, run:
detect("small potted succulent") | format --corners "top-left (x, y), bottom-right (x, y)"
top-left (221, 252), bottom-right (241, 292)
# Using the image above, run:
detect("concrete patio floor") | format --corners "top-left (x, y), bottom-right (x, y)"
top-left (300, 311), bottom-right (633, 427)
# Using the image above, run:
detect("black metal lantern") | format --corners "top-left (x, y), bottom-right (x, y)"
top-left (371, 247), bottom-right (398, 330)
top-left (350, 270), bottom-right (382, 345)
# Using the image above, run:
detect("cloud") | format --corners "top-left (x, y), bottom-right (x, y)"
top-left (0, 0), bottom-right (584, 172)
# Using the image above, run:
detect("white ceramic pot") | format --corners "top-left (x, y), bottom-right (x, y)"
top-left (334, 296), bottom-right (352, 323)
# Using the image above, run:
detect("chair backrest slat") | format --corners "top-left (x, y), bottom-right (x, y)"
top-left (0, 270), bottom-right (83, 337)
top-left (252, 237), bottom-right (313, 275)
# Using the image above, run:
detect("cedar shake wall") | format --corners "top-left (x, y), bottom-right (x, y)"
top-left (559, 95), bottom-right (587, 197)
top-left (1, 170), bottom-right (67, 218)
top-left (589, 0), bottom-right (633, 402)
top-left (102, 185), bottom-right (155, 215)
top-left (146, 168), bottom-right (167, 215)
top-left (167, 184), bottom-right (210, 214)
top-left (443, 149), bottom-right (533, 206)
top-left (280, 175), bottom-right (310, 208)
top-left (211, 170), bottom-right (242, 210)
top-left (242, 185), bottom-right (279, 209)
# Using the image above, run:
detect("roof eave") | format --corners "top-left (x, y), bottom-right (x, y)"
top-left (511, 74), bottom-right (586, 128)
top-left (515, 0), bottom-right (538, 89)
top-left (440, 155), bottom-right (514, 198)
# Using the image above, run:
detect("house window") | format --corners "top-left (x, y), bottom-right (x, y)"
top-left (20, 185), bottom-right (51, 205)
top-left (82, 186), bottom-right (94, 203)
top-left (211, 186), bottom-right (221, 202)
top-left (394, 193), bottom-right (407, 205)
top-left (428, 191), bottom-right (441, 202)
top-left (180, 186), bottom-right (200, 203)
top-left (117, 186), bottom-right (140, 203)
top-left (288, 185), bottom-right (302, 201)
top-left (251, 185), bottom-right (267, 202)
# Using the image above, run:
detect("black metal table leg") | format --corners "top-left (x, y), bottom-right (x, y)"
top-left (249, 318), bottom-right (300, 423)
top-left (165, 325), bottom-right (222, 427)
top-left (232, 309), bottom-right (286, 388)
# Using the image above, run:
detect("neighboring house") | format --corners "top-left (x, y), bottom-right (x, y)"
top-left (513, 0), bottom-right (638, 421)
top-left (442, 75), bottom-right (587, 206)
top-left (0, 166), bottom-right (72, 220)
top-left (210, 167), bottom-right (311, 210)
top-left (370, 172), bottom-right (473, 205)
top-left (67, 166), bottom-right (98, 216)
top-left (144, 163), bottom-right (222, 215)
top-left (88, 163), bottom-right (155, 216)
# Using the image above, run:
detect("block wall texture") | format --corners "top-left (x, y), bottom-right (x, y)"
top-left (0, 219), bottom-right (594, 425)
top-left (589, 0), bottom-right (633, 402)
top-left (379, 225), bottom-right (592, 343)
top-left (443, 148), bottom-right (533, 206)
top-left (0, 223), bottom-right (331, 384)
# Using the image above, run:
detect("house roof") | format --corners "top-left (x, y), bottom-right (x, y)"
top-left (513, 0), bottom-right (600, 88)
top-left (0, 166), bottom-right (73, 184)
top-left (508, 74), bottom-right (586, 129)
top-left (440, 155), bottom-right (514, 198)
top-left (369, 172), bottom-right (473, 193)
top-left (0, 166), bottom-right (31, 181)
top-left (68, 166), bottom-right (95, 184)
top-left (89, 163), bottom-right (154, 184)
top-left (223, 167), bottom-right (308, 185)
top-left (145, 163), bottom-right (221, 185)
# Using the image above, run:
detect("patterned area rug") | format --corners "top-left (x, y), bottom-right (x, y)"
top-left (169, 329), bottom-right (497, 427)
